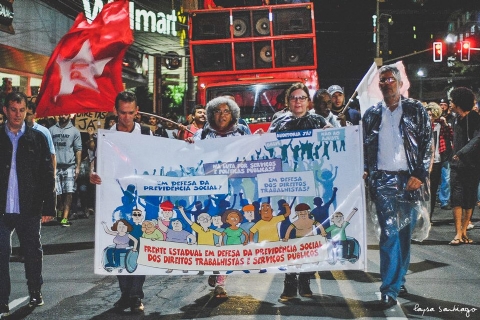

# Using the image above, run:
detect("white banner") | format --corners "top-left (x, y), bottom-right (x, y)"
top-left (94, 126), bottom-right (367, 275)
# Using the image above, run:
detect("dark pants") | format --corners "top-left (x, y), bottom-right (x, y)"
top-left (0, 214), bottom-right (43, 304)
top-left (430, 162), bottom-right (442, 217)
top-left (117, 275), bottom-right (146, 299)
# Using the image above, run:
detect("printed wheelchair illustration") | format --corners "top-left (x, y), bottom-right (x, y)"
top-left (326, 236), bottom-right (360, 265)
top-left (102, 245), bottom-right (139, 273)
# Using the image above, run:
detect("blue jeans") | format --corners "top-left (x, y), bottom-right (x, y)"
top-left (117, 275), bottom-right (146, 299)
top-left (438, 161), bottom-right (450, 206)
top-left (373, 173), bottom-right (417, 300)
top-left (0, 214), bottom-right (43, 304)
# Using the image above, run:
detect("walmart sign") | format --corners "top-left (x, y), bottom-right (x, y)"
top-left (82, 0), bottom-right (178, 37)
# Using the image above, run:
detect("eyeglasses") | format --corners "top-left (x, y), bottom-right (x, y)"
top-left (214, 109), bottom-right (231, 115)
top-left (379, 77), bottom-right (397, 84)
top-left (289, 96), bottom-right (308, 102)
top-left (132, 213), bottom-right (142, 217)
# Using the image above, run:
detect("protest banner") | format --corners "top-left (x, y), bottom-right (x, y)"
top-left (94, 126), bottom-right (367, 275)
top-left (75, 111), bottom-right (108, 132)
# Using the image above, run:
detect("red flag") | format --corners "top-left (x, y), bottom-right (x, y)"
top-left (36, 0), bottom-right (133, 117)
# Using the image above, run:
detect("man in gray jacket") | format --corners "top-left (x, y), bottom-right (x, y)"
top-left (49, 114), bottom-right (82, 227)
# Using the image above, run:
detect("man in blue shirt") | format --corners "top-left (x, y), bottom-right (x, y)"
top-left (0, 92), bottom-right (55, 317)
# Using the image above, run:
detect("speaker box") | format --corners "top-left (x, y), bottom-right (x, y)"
top-left (274, 38), bottom-right (314, 67)
top-left (232, 11), bottom-right (251, 38)
top-left (235, 42), bottom-right (254, 70)
top-left (192, 44), bottom-right (233, 73)
top-left (273, 6), bottom-right (312, 36)
top-left (254, 41), bottom-right (273, 69)
top-left (191, 12), bottom-right (230, 40)
top-left (252, 10), bottom-right (270, 37)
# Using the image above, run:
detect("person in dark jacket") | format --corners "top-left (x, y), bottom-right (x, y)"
top-left (363, 64), bottom-right (431, 310)
top-left (448, 87), bottom-right (480, 246)
top-left (0, 92), bottom-right (55, 316)
top-left (268, 82), bottom-right (328, 301)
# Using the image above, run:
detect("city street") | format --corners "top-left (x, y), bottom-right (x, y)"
top-left (5, 205), bottom-right (479, 320)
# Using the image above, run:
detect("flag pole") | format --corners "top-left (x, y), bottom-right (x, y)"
top-left (138, 111), bottom-right (194, 135)
top-left (339, 91), bottom-right (358, 115)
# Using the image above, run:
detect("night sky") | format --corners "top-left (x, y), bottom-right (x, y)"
top-left (314, 0), bottom-right (478, 95)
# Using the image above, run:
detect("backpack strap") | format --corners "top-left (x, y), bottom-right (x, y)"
top-left (140, 125), bottom-right (151, 135)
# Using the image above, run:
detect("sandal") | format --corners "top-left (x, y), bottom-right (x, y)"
top-left (462, 236), bottom-right (473, 244)
top-left (449, 238), bottom-right (463, 246)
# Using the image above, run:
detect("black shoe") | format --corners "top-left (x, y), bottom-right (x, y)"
top-left (113, 295), bottom-right (130, 311)
top-left (380, 295), bottom-right (397, 309)
top-left (28, 290), bottom-right (44, 307)
top-left (280, 274), bottom-right (298, 301)
top-left (398, 285), bottom-right (408, 297)
top-left (298, 274), bottom-right (313, 297)
top-left (130, 297), bottom-right (144, 314)
top-left (0, 303), bottom-right (9, 317)
top-left (208, 275), bottom-right (217, 287)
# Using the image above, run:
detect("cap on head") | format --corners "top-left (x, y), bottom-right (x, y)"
top-left (327, 85), bottom-right (344, 96)
top-left (160, 200), bottom-right (174, 210)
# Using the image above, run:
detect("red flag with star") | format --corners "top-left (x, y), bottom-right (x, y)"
top-left (36, 0), bottom-right (133, 117)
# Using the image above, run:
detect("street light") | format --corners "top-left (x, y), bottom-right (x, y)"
top-left (417, 68), bottom-right (427, 101)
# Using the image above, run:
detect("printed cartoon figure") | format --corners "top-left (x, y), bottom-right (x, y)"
top-left (102, 219), bottom-right (138, 268)
top-left (279, 139), bottom-right (293, 163)
top-left (158, 200), bottom-right (175, 239)
top-left (130, 208), bottom-right (145, 247)
top-left (323, 207), bottom-right (358, 264)
top-left (212, 214), bottom-right (224, 245)
top-left (315, 165), bottom-right (338, 209)
top-left (112, 180), bottom-right (137, 222)
top-left (283, 203), bottom-right (327, 241)
top-left (299, 140), bottom-right (314, 161)
top-left (156, 217), bottom-right (196, 273)
top-left (141, 220), bottom-right (164, 240)
top-left (240, 204), bottom-right (257, 243)
top-left (156, 218), bottom-right (196, 244)
top-left (178, 206), bottom-right (223, 246)
top-left (310, 187), bottom-right (338, 236)
top-left (221, 209), bottom-right (248, 245)
top-left (180, 160), bottom-right (204, 176)
top-left (250, 202), bottom-right (290, 243)
top-left (322, 141), bottom-right (331, 160)
top-left (138, 195), bottom-right (162, 221)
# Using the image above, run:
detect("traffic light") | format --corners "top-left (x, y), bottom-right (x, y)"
top-left (433, 41), bottom-right (442, 62)
top-left (460, 41), bottom-right (470, 61)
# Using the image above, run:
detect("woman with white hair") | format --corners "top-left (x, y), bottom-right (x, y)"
top-left (192, 96), bottom-right (250, 140)
top-left (189, 96), bottom-right (252, 298)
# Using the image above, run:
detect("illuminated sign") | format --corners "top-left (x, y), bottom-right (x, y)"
top-left (82, 0), bottom-right (177, 37)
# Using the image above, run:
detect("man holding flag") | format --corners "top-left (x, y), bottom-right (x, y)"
top-left (363, 64), bottom-right (431, 309)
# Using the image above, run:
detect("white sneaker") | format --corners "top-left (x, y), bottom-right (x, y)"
top-left (467, 223), bottom-right (474, 230)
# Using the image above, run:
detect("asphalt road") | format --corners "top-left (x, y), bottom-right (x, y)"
top-left (5, 205), bottom-right (480, 320)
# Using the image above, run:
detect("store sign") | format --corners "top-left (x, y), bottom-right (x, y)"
top-left (83, 0), bottom-right (178, 37)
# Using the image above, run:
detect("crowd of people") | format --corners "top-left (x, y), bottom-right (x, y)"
top-left (0, 63), bottom-right (479, 316)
